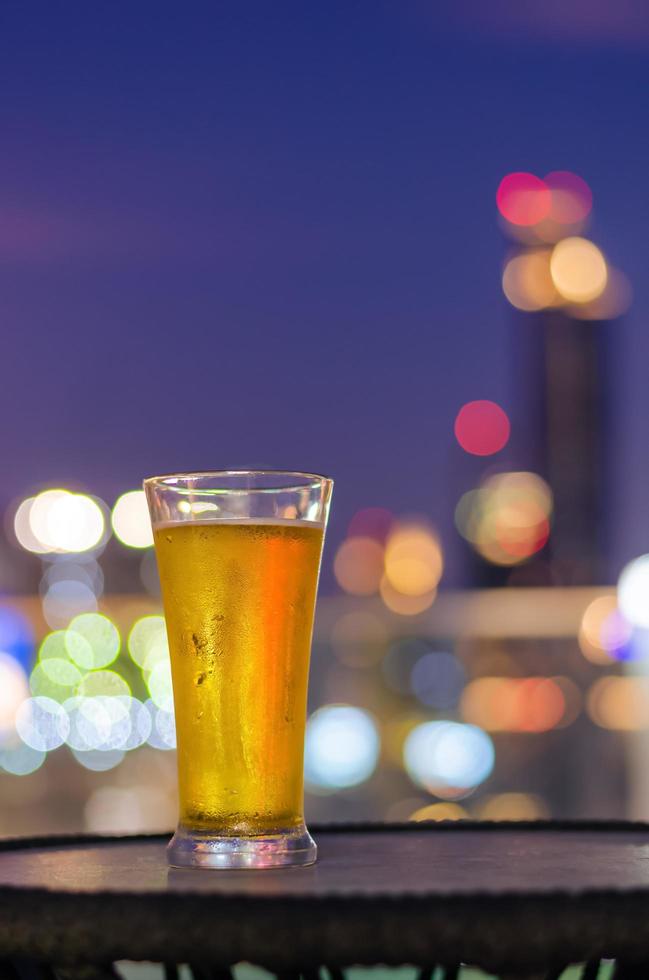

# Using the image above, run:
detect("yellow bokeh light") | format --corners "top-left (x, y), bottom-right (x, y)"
top-left (587, 677), bottom-right (649, 731)
top-left (410, 802), bottom-right (468, 822)
top-left (384, 523), bottom-right (443, 596)
top-left (478, 793), bottom-right (548, 821)
top-left (333, 536), bottom-right (385, 596)
top-left (502, 250), bottom-right (558, 311)
top-left (30, 658), bottom-right (83, 702)
top-left (77, 670), bottom-right (131, 698)
top-left (550, 237), bottom-right (607, 304)
top-left (379, 576), bottom-right (436, 616)
top-left (112, 491), bottom-right (154, 549)
top-left (579, 596), bottom-right (618, 665)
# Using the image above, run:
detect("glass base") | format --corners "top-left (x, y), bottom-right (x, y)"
top-left (167, 823), bottom-right (317, 870)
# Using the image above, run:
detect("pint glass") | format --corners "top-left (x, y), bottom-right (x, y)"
top-left (144, 470), bottom-right (333, 869)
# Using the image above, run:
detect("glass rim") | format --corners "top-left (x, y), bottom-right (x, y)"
top-left (143, 469), bottom-right (333, 494)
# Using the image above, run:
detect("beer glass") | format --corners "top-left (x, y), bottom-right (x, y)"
top-left (144, 470), bottom-right (332, 869)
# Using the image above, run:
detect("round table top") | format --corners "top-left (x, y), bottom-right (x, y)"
top-left (2, 822), bottom-right (649, 972)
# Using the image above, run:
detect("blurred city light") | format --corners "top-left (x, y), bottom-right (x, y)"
top-left (0, 654), bottom-right (29, 735)
top-left (128, 615), bottom-right (168, 668)
top-left (111, 491), bottom-right (154, 548)
top-left (42, 580), bottom-right (98, 628)
top-left (333, 536), bottom-right (385, 596)
top-left (0, 741), bottom-right (45, 775)
top-left (618, 555), bottom-right (649, 629)
top-left (496, 173), bottom-right (551, 226)
top-left (550, 237), bottom-right (607, 303)
top-left (460, 676), bottom-right (570, 732)
top-left (410, 652), bottom-right (465, 709)
top-left (15, 696), bottom-right (69, 751)
top-left (305, 704), bottom-right (380, 790)
top-left (65, 613), bottom-right (121, 670)
top-left (477, 792), bottom-right (549, 820)
top-left (24, 489), bottom-right (106, 554)
top-left (77, 670), bottom-right (130, 698)
top-left (545, 171), bottom-right (593, 225)
top-left (403, 721), bottom-right (494, 794)
top-left (588, 677), bottom-right (649, 730)
top-left (30, 658), bottom-right (82, 702)
top-left (379, 577), bottom-right (437, 615)
top-left (384, 522), bottom-right (443, 596)
top-left (458, 471), bottom-right (552, 566)
top-left (410, 802), bottom-right (468, 821)
top-left (0, 607), bottom-right (34, 669)
top-left (579, 596), bottom-right (620, 664)
top-left (502, 250), bottom-right (558, 311)
top-left (454, 400), bottom-right (511, 456)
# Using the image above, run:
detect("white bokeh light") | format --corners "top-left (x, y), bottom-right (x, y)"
top-left (305, 704), bottom-right (380, 790)
top-left (15, 696), bottom-right (70, 751)
top-left (111, 491), bottom-right (153, 548)
top-left (403, 721), bottom-right (494, 792)
top-left (618, 555), bottom-right (649, 629)
top-left (28, 490), bottom-right (105, 554)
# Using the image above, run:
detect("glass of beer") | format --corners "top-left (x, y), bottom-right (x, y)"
top-left (144, 470), bottom-right (333, 870)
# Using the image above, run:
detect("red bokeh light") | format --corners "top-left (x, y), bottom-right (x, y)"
top-left (496, 173), bottom-right (551, 226)
top-left (454, 400), bottom-right (510, 456)
top-left (544, 171), bottom-right (592, 225)
top-left (348, 507), bottom-right (394, 543)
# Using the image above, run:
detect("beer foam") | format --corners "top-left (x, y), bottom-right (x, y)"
top-left (153, 516), bottom-right (324, 531)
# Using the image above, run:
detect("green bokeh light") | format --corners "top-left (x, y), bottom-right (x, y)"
top-left (77, 670), bottom-right (130, 698)
top-left (66, 613), bottom-right (120, 670)
top-left (128, 615), bottom-right (168, 668)
top-left (30, 659), bottom-right (83, 702)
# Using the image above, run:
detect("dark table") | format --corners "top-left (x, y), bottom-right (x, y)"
top-left (1, 823), bottom-right (649, 980)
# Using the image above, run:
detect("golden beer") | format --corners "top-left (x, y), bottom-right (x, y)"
top-left (154, 518), bottom-right (324, 837)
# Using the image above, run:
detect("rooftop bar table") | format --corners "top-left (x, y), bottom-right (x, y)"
top-left (1, 822), bottom-right (648, 980)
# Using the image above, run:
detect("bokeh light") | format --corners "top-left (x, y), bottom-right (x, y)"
top-left (502, 250), bottom-right (558, 311)
top-left (454, 400), bottom-right (511, 456)
top-left (30, 658), bottom-right (82, 703)
top-left (13, 497), bottom-right (49, 554)
top-left (460, 676), bottom-right (569, 732)
top-left (77, 670), bottom-right (130, 698)
top-left (496, 173), bottom-right (551, 226)
top-left (384, 522), bottom-right (443, 596)
top-left (65, 613), bottom-right (120, 670)
top-left (71, 748), bottom-right (125, 772)
top-left (478, 792), bottom-right (549, 820)
top-left (458, 471), bottom-right (552, 566)
top-left (403, 721), bottom-right (494, 794)
top-left (410, 802), bottom-right (468, 821)
top-left (587, 677), bottom-right (649, 731)
top-left (42, 580), bottom-right (98, 629)
top-left (410, 652), bottom-right (465, 709)
top-left (146, 660), bottom-right (174, 711)
top-left (305, 704), bottom-right (380, 790)
top-left (128, 616), bottom-right (169, 668)
top-left (333, 536), bottom-right (385, 596)
top-left (0, 607), bottom-right (34, 670)
top-left (27, 489), bottom-right (105, 554)
top-left (545, 171), bottom-right (593, 225)
top-left (579, 595), bottom-right (632, 664)
top-left (0, 741), bottom-right (45, 775)
top-left (111, 491), bottom-right (154, 548)
top-left (379, 577), bottom-right (437, 616)
top-left (618, 555), bottom-right (649, 629)
top-left (0, 654), bottom-right (29, 735)
top-left (550, 237), bottom-right (607, 303)
top-left (15, 696), bottom-right (69, 751)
